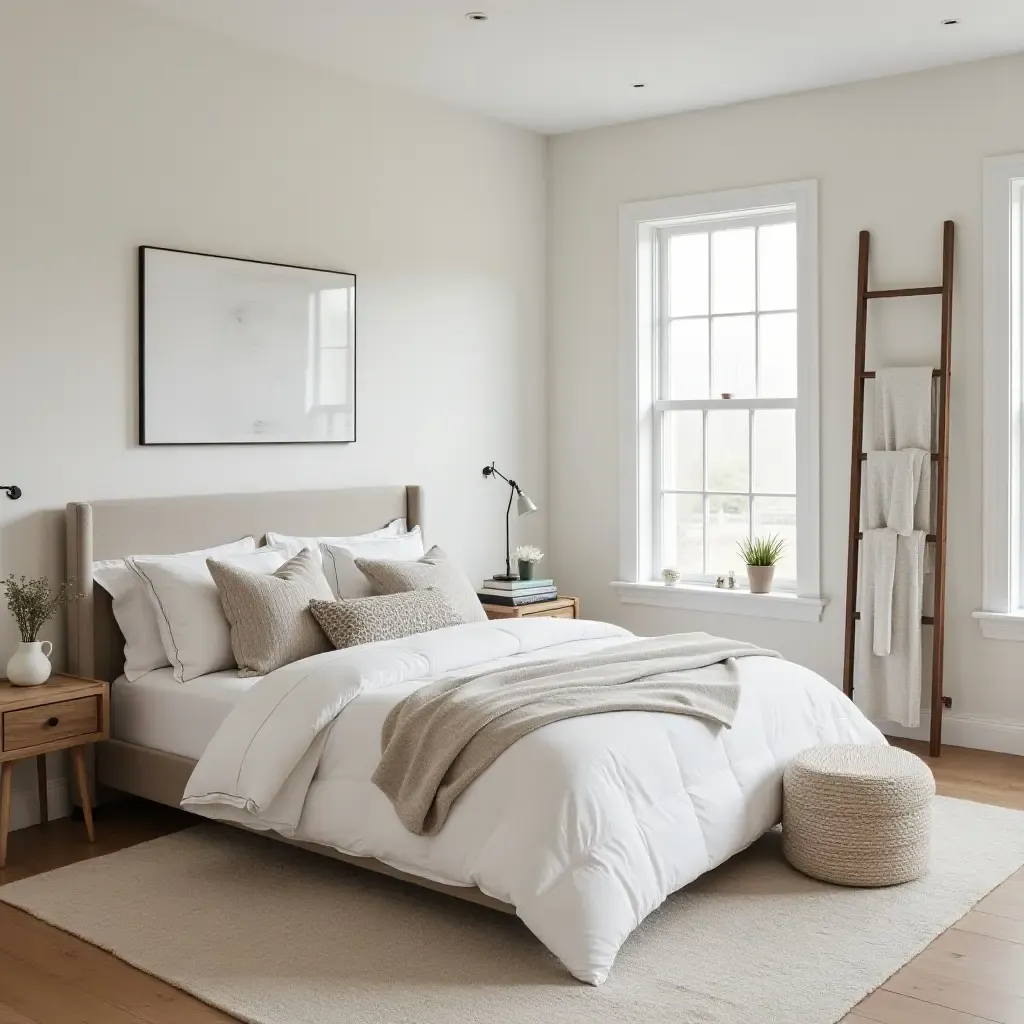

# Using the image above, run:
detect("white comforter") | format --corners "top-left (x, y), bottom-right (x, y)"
top-left (182, 618), bottom-right (885, 985)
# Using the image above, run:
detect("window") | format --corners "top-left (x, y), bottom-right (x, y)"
top-left (659, 215), bottom-right (799, 584)
top-left (616, 181), bottom-right (822, 621)
top-left (976, 154), bottom-right (1024, 640)
top-left (306, 285), bottom-right (355, 439)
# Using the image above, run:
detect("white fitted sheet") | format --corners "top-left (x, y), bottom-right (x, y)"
top-left (111, 668), bottom-right (258, 760)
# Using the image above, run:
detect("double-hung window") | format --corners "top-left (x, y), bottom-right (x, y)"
top-left (617, 181), bottom-right (822, 620)
top-left (976, 154), bottom-right (1024, 640)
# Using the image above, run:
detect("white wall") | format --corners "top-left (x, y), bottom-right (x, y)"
top-left (0, 0), bottom-right (546, 826)
top-left (548, 54), bottom-right (1024, 753)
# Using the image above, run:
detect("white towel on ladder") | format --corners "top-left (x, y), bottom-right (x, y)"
top-left (872, 367), bottom-right (934, 450)
top-left (854, 367), bottom-right (935, 729)
top-left (855, 530), bottom-right (926, 727)
top-left (863, 449), bottom-right (930, 535)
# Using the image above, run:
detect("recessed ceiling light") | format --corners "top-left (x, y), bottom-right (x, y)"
top-left (632, 83), bottom-right (646, 89)
top-left (941, 18), bottom-right (960, 25)
top-left (465, 11), bottom-right (488, 21)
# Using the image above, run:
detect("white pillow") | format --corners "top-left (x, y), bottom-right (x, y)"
top-left (130, 546), bottom-right (288, 683)
top-left (320, 527), bottom-right (425, 598)
top-left (93, 536), bottom-right (256, 682)
top-left (266, 519), bottom-right (407, 565)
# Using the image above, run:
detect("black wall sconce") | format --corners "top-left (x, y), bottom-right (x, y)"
top-left (2, 485), bottom-right (22, 500)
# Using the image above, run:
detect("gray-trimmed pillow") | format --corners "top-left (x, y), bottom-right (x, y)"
top-left (354, 546), bottom-right (487, 624)
top-left (310, 590), bottom-right (464, 649)
top-left (207, 547), bottom-right (334, 677)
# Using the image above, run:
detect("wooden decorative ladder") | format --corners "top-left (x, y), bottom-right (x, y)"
top-left (842, 220), bottom-right (955, 757)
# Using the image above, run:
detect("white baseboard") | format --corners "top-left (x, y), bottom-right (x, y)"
top-left (9, 776), bottom-right (72, 832)
top-left (878, 712), bottom-right (1024, 756)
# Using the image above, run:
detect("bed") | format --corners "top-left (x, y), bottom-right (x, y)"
top-left (65, 486), bottom-right (512, 908)
top-left (66, 487), bottom-right (885, 984)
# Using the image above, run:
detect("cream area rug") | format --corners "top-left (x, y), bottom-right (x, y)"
top-left (2, 795), bottom-right (1022, 1024)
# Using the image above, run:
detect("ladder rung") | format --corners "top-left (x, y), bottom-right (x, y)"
top-left (859, 453), bottom-right (939, 462)
top-left (856, 533), bottom-right (936, 541)
top-left (864, 286), bottom-right (944, 298)
top-left (853, 612), bottom-right (935, 625)
top-left (862, 369), bottom-right (942, 379)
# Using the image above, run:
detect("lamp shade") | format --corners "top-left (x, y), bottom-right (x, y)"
top-left (517, 492), bottom-right (538, 516)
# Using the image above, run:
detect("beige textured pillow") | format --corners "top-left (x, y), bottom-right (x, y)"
top-left (207, 548), bottom-right (334, 677)
top-left (355, 546), bottom-right (487, 623)
top-left (310, 590), bottom-right (464, 649)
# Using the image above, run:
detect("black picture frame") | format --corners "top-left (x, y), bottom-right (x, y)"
top-left (138, 245), bottom-right (357, 446)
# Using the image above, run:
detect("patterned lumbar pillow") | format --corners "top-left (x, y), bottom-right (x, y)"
top-left (354, 546), bottom-right (487, 624)
top-left (310, 590), bottom-right (464, 649)
top-left (207, 547), bottom-right (334, 677)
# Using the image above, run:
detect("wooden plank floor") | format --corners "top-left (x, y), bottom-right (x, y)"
top-left (842, 741), bottom-right (1024, 1024)
top-left (0, 741), bottom-right (1020, 1024)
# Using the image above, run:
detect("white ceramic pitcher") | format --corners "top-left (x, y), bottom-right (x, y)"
top-left (6, 641), bottom-right (53, 686)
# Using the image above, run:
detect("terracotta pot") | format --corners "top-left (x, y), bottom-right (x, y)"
top-left (745, 565), bottom-right (775, 594)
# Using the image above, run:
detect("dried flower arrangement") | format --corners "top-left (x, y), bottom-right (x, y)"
top-left (2, 575), bottom-right (79, 643)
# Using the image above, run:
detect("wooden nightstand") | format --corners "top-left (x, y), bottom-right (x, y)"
top-left (482, 596), bottom-right (579, 620)
top-left (0, 674), bottom-right (110, 867)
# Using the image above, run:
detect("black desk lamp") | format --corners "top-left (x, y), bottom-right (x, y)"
top-left (482, 462), bottom-right (537, 581)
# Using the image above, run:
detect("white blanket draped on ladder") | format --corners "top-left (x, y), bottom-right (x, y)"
top-left (854, 367), bottom-right (934, 728)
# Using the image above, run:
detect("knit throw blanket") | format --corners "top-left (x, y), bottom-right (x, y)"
top-left (372, 632), bottom-right (779, 835)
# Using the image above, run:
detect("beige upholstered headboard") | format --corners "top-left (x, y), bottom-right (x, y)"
top-left (65, 486), bottom-right (422, 683)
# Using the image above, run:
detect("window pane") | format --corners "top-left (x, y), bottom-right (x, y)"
top-left (318, 348), bottom-right (348, 406)
top-left (757, 222), bottom-right (797, 311)
top-left (752, 496), bottom-right (797, 580)
top-left (667, 319), bottom-right (709, 399)
top-left (706, 409), bottom-right (749, 493)
top-left (711, 315), bottom-right (756, 398)
top-left (708, 494), bottom-right (750, 575)
top-left (319, 287), bottom-right (352, 345)
top-left (663, 411), bottom-right (703, 490)
top-left (752, 409), bottom-right (796, 493)
top-left (669, 233), bottom-right (709, 317)
top-left (758, 312), bottom-right (798, 398)
top-left (711, 227), bottom-right (755, 314)
top-left (662, 493), bottom-right (703, 575)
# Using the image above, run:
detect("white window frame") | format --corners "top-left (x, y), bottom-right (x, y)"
top-left (975, 154), bottom-right (1024, 641)
top-left (613, 180), bottom-right (823, 622)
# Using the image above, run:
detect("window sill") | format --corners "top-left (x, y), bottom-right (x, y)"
top-left (972, 611), bottom-right (1024, 642)
top-left (611, 581), bottom-right (826, 622)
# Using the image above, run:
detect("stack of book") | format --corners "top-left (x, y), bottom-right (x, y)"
top-left (478, 577), bottom-right (557, 607)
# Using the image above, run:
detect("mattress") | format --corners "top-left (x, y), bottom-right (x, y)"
top-left (111, 668), bottom-right (259, 760)
top-left (110, 632), bottom-right (621, 762)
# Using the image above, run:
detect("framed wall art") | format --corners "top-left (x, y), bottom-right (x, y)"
top-left (139, 246), bottom-right (356, 445)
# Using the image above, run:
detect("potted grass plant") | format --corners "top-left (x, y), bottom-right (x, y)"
top-left (737, 535), bottom-right (785, 595)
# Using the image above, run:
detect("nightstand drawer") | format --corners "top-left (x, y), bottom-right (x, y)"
top-left (482, 597), bottom-right (578, 620)
top-left (541, 606), bottom-right (576, 619)
top-left (2, 695), bottom-right (100, 752)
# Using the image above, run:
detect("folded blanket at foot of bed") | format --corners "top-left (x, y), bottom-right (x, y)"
top-left (373, 633), bottom-right (778, 835)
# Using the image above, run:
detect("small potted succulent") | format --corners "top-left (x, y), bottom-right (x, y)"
top-left (3, 575), bottom-right (79, 685)
top-left (514, 545), bottom-right (544, 581)
top-left (737, 535), bottom-right (785, 594)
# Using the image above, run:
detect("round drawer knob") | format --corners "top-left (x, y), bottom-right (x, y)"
top-left (46, 716), bottom-right (59, 727)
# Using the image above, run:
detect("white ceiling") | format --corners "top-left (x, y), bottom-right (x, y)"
top-left (133, 0), bottom-right (1024, 133)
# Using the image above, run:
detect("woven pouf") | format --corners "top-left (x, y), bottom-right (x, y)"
top-left (782, 744), bottom-right (935, 887)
